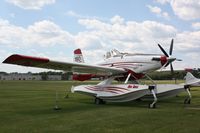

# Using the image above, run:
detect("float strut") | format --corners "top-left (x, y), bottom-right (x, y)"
top-left (149, 86), bottom-right (157, 108)
top-left (124, 73), bottom-right (131, 84)
top-left (184, 85), bottom-right (192, 104)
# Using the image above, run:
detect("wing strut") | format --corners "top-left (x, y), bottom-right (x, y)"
top-left (124, 73), bottom-right (131, 84)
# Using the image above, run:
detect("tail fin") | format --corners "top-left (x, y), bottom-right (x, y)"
top-left (74, 49), bottom-right (84, 63)
top-left (185, 72), bottom-right (200, 86)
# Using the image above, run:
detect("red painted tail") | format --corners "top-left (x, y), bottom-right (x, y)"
top-left (74, 49), bottom-right (84, 63)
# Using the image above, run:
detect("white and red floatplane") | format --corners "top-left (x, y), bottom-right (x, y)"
top-left (3, 39), bottom-right (200, 108)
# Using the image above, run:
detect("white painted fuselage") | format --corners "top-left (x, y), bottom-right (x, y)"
top-left (97, 54), bottom-right (165, 75)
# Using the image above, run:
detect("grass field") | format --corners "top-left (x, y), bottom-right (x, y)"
top-left (0, 80), bottom-right (200, 133)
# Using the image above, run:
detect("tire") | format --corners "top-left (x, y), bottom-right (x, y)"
top-left (184, 99), bottom-right (187, 104)
top-left (95, 98), bottom-right (105, 105)
top-left (149, 103), bottom-right (156, 109)
top-left (187, 99), bottom-right (191, 104)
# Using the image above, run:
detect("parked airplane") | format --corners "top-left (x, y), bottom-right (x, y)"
top-left (2, 39), bottom-right (198, 108)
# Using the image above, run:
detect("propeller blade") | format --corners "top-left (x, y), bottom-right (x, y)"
top-left (158, 44), bottom-right (169, 57)
top-left (152, 57), bottom-right (161, 61)
top-left (158, 61), bottom-right (169, 72)
top-left (165, 62), bottom-right (170, 67)
top-left (170, 63), bottom-right (174, 75)
top-left (169, 39), bottom-right (173, 56)
top-left (176, 59), bottom-right (182, 61)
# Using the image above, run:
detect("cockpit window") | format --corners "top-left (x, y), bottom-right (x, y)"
top-left (104, 49), bottom-right (122, 59)
top-left (105, 51), bottom-right (111, 59)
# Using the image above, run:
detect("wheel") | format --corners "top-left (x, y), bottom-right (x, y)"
top-left (95, 98), bottom-right (105, 105)
top-left (95, 98), bottom-right (100, 105)
top-left (102, 100), bottom-right (106, 104)
top-left (184, 98), bottom-right (189, 104)
top-left (136, 98), bottom-right (142, 102)
top-left (184, 98), bottom-right (191, 104)
top-left (187, 99), bottom-right (191, 104)
top-left (149, 103), bottom-right (156, 109)
top-left (184, 99), bottom-right (187, 104)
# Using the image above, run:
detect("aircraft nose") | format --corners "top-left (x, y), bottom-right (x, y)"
top-left (160, 56), bottom-right (168, 66)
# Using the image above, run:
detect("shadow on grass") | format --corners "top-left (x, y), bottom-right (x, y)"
top-left (16, 92), bottom-right (199, 116)
top-left (17, 99), bottom-right (155, 116)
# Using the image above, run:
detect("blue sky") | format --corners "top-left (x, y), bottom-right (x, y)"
top-left (0, 0), bottom-right (200, 72)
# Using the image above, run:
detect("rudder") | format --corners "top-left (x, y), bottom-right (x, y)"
top-left (74, 49), bottom-right (84, 63)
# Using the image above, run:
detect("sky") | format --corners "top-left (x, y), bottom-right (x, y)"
top-left (0, 0), bottom-right (200, 73)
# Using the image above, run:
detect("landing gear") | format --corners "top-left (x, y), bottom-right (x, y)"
top-left (149, 103), bottom-right (156, 108)
top-left (145, 75), bottom-right (158, 109)
top-left (148, 85), bottom-right (157, 109)
top-left (184, 98), bottom-right (191, 104)
top-left (184, 85), bottom-right (192, 104)
top-left (95, 97), bottom-right (106, 105)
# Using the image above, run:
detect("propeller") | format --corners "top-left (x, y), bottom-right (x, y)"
top-left (158, 39), bottom-right (181, 75)
top-left (169, 39), bottom-right (173, 55)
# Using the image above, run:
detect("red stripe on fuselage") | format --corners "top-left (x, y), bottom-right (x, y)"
top-left (100, 61), bottom-right (149, 66)
top-left (85, 86), bottom-right (132, 94)
top-left (86, 87), bottom-right (119, 94)
top-left (86, 86), bottom-right (130, 91)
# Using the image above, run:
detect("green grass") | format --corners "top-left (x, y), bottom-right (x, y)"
top-left (0, 80), bottom-right (200, 133)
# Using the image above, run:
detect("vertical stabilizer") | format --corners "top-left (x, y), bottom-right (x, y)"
top-left (74, 49), bottom-right (84, 63)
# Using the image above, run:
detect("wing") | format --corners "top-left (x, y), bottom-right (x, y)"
top-left (2, 54), bottom-right (126, 75)
top-left (185, 72), bottom-right (200, 86)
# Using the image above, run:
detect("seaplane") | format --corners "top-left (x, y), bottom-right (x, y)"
top-left (3, 39), bottom-right (200, 108)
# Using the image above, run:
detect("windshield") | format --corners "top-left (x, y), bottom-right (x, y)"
top-left (104, 49), bottom-right (122, 59)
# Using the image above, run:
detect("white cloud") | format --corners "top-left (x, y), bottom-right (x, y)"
top-left (1, 15), bottom-right (200, 71)
top-left (0, 19), bottom-right (73, 48)
top-left (78, 19), bottom-right (111, 31)
top-left (12, 16), bottom-right (176, 53)
top-left (6, 0), bottom-right (56, 10)
top-left (175, 31), bottom-right (200, 52)
top-left (155, 0), bottom-right (200, 20)
top-left (162, 12), bottom-right (170, 19)
top-left (27, 20), bottom-right (74, 47)
top-left (78, 16), bottom-right (177, 53)
top-left (0, 19), bottom-right (27, 48)
top-left (66, 10), bottom-right (107, 21)
top-left (66, 10), bottom-right (82, 18)
top-left (171, 0), bottom-right (200, 20)
top-left (192, 22), bottom-right (200, 30)
top-left (155, 0), bottom-right (171, 5)
top-left (147, 5), bottom-right (161, 14)
top-left (146, 5), bottom-right (170, 20)
top-left (74, 32), bottom-right (103, 50)
top-left (110, 15), bottom-right (124, 24)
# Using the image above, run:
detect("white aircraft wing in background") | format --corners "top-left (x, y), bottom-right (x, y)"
top-left (2, 54), bottom-right (126, 75)
top-left (185, 72), bottom-right (200, 87)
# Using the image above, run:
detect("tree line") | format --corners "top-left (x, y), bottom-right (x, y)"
top-left (0, 70), bottom-right (199, 80)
